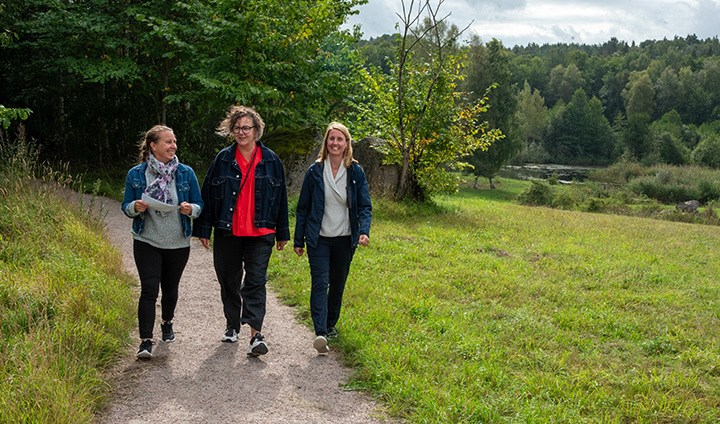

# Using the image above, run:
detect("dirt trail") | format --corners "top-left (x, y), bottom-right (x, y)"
top-left (94, 196), bottom-right (394, 423)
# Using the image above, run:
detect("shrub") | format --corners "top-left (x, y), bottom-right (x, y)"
top-left (517, 180), bottom-right (554, 206)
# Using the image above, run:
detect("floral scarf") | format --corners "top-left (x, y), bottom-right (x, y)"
top-left (144, 154), bottom-right (179, 204)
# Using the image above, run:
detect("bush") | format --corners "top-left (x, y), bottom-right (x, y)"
top-left (517, 180), bottom-right (554, 206)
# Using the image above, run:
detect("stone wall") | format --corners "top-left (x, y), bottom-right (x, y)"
top-left (284, 136), bottom-right (399, 198)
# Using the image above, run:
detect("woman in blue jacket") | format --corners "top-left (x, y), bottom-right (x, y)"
top-left (293, 122), bottom-right (372, 354)
top-left (193, 105), bottom-right (290, 357)
top-left (122, 125), bottom-right (203, 359)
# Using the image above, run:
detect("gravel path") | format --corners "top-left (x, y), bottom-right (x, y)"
top-left (94, 196), bottom-right (395, 423)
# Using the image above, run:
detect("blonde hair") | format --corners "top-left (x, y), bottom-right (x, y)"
top-left (138, 125), bottom-right (173, 162)
top-left (317, 122), bottom-right (355, 168)
top-left (216, 105), bottom-right (265, 141)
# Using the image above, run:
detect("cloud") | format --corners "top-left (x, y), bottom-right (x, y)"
top-left (346, 0), bottom-right (720, 46)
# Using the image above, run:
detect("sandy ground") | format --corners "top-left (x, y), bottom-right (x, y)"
top-left (93, 196), bottom-right (396, 423)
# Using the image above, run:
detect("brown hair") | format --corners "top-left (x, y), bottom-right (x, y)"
top-left (317, 121), bottom-right (355, 168)
top-left (216, 105), bottom-right (265, 141)
top-left (138, 125), bottom-right (173, 162)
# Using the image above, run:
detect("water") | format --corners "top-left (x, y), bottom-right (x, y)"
top-left (500, 164), bottom-right (596, 183)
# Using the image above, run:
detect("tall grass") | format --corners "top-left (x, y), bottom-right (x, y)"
top-left (0, 136), bottom-right (136, 423)
top-left (271, 189), bottom-right (720, 423)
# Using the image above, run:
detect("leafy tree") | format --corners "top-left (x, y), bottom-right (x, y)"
top-left (546, 63), bottom-right (585, 106)
top-left (654, 67), bottom-right (683, 118)
top-left (0, 0), bottom-right (366, 166)
top-left (692, 134), bottom-right (720, 168)
top-left (622, 113), bottom-right (653, 161)
top-left (656, 132), bottom-right (689, 165)
top-left (545, 89), bottom-right (614, 165)
top-left (463, 38), bottom-right (520, 188)
top-left (515, 81), bottom-right (550, 162)
top-left (352, 0), bottom-right (501, 201)
top-left (622, 71), bottom-right (654, 117)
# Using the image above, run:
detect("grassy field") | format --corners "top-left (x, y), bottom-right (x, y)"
top-left (271, 180), bottom-right (720, 423)
top-left (0, 168), bottom-right (136, 422)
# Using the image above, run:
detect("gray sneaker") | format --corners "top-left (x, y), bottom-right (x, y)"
top-left (313, 335), bottom-right (329, 354)
top-left (222, 328), bottom-right (238, 343)
top-left (248, 332), bottom-right (268, 356)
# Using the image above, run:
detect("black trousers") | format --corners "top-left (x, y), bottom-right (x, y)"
top-left (307, 236), bottom-right (355, 336)
top-left (133, 239), bottom-right (190, 339)
top-left (212, 232), bottom-right (275, 332)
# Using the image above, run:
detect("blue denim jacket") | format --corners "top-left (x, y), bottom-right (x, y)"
top-left (121, 162), bottom-right (204, 238)
top-left (294, 161), bottom-right (372, 249)
top-left (192, 142), bottom-right (290, 241)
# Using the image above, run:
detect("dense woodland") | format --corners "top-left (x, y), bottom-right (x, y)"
top-left (2, 0), bottom-right (720, 192)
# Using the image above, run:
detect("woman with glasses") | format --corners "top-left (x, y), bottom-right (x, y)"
top-left (293, 122), bottom-right (372, 354)
top-left (122, 125), bottom-right (204, 359)
top-left (193, 105), bottom-right (290, 357)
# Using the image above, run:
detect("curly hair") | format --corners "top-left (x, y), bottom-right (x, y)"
top-left (216, 105), bottom-right (265, 141)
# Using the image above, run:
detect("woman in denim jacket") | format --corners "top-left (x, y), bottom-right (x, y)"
top-left (122, 125), bottom-right (203, 359)
top-left (193, 105), bottom-right (290, 357)
top-left (293, 122), bottom-right (372, 354)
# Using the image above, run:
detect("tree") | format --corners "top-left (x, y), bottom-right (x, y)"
top-left (545, 89), bottom-right (614, 165)
top-left (547, 63), bottom-right (585, 106)
top-left (352, 0), bottom-right (501, 201)
top-left (622, 113), bottom-right (653, 161)
top-left (515, 81), bottom-right (550, 162)
top-left (0, 0), bottom-right (366, 166)
top-left (463, 38), bottom-right (520, 188)
top-left (622, 71), bottom-right (654, 117)
top-left (692, 134), bottom-right (720, 168)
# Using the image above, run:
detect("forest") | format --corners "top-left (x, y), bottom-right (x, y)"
top-left (2, 0), bottom-right (720, 198)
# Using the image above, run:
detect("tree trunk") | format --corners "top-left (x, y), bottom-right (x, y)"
top-left (489, 176), bottom-right (495, 189)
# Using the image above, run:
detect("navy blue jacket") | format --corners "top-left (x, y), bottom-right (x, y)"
top-left (193, 142), bottom-right (290, 242)
top-left (121, 161), bottom-right (203, 238)
top-left (294, 161), bottom-right (372, 249)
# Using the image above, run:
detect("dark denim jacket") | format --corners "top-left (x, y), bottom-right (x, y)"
top-left (294, 161), bottom-right (372, 249)
top-left (121, 162), bottom-right (204, 238)
top-left (192, 142), bottom-right (290, 242)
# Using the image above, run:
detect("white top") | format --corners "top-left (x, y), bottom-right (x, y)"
top-left (320, 158), bottom-right (351, 238)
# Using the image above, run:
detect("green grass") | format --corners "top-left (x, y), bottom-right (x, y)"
top-left (271, 189), bottom-right (720, 423)
top-left (0, 171), bottom-right (136, 422)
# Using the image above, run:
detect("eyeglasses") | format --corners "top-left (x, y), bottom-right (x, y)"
top-left (232, 125), bottom-right (255, 134)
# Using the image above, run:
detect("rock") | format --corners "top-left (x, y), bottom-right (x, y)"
top-left (676, 200), bottom-right (700, 213)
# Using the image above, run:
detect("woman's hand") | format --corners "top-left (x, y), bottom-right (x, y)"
top-left (359, 234), bottom-right (370, 246)
top-left (134, 200), bottom-right (148, 213)
top-left (294, 247), bottom-right (304, 257)
top-left (199, 238), bottom-right (210, 249)
top-left (276, 240), bottom-right (288, 251)
top-left (179, 201), bottom-right (192, 215)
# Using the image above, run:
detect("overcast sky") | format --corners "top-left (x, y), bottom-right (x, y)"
top-left (344, 0), bottom-right (720, 47)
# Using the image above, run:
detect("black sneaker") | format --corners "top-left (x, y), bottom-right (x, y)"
top-left (161, 321), bottom-right (175, 343)
top-left (247, 332), bottom-right (268, 356)
top-left (222, 328), bottom-right (238, 343)
top-left (136, 339), bottom-right (153, 359)
top-left (327, 327), bottom-right (339, 339)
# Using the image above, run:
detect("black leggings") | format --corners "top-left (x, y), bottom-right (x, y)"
top-left (133, 239), bottom-right (190, 339)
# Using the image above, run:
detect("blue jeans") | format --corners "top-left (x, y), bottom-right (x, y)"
top-left (133, 240), bottom-right (190, 339)
top-left (212, 231), bottom-right (275, 332)
top-left (307, 236), bottom-right (355, 336)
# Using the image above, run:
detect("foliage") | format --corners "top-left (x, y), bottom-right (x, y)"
top-left (0, 0), bottom-right (366, 167)
top-left (463, 38), bottom-right (521, 188)
top-left (691, 133), bottom-right (720, 169)
top-left (351, 0), bottom-right (501, 201)
top-left (545, 89), bottom-right (614, 165)
top-left (0, 105), bottom-right (31, 129)
top-left (271, 190), bottom-right (720, 423)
